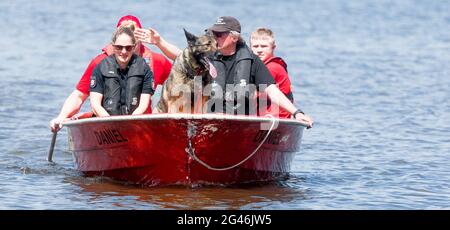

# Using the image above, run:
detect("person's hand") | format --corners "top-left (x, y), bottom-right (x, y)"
top-left (134, 28), bottom-right (160, 45)
top-left (49, 117), bottom-right (65, 132)
top-left (294, 113), bottom-right (313, 129)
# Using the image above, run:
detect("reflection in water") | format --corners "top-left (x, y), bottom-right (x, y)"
top-left (66, 175), bottom-right (308, 210)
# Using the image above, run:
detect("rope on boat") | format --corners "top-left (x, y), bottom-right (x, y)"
top-left (187, 114), bottom-right (277, 171)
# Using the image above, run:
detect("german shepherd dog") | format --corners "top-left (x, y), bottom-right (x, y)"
top-left (155, 29), bottom-right (217, 113)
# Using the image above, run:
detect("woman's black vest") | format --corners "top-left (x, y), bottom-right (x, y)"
top-left (99, 55), bottom-right (147, 115)
top-left (210, 43), bottom-right (256, 115)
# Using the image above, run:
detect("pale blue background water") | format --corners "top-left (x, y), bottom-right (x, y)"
top-left (0, 0), bottom-right (449, 209)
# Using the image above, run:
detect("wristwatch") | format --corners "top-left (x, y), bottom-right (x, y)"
top-left (292, 109), bottom-right (304, 118)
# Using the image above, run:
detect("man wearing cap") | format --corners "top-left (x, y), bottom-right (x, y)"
top-left (208, 16), bottom-right (313, 127)
top-left (49, 15), bottom-right (173, 132)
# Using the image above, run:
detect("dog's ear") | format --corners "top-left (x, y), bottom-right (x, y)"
top-left (184, 28), bottom-right (197, 46)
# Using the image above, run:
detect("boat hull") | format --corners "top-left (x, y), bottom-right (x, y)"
top-left (65, 114), bottom-right (305, 186)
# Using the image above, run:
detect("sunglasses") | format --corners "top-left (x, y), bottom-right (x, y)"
top-left (113, 44), bottom-right (135, 52)
top-left (213, 31), bottom-right (229, 38)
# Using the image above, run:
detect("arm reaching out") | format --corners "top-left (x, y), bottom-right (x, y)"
top-left (134, 28), bottom-right (182, 61)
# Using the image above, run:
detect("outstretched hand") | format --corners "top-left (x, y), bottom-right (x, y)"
top-left (134, 28), bottom-right (160, 45)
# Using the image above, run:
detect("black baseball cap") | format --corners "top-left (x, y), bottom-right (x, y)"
top-left (208, 16), bottom-right (241, 33)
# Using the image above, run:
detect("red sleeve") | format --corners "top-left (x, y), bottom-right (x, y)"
top-left (266, 62), bottom-right (292, 95)
top-left (151, 53), bottom-right (172, 86)
top-left (76, 53), bottom-right (108, 94)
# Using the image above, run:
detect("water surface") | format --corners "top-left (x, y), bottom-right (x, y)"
top-left (0, 0), bottom-right (449, 209)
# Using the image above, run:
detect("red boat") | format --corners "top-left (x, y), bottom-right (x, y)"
top-left (64, 114), bottom-right (307, 186)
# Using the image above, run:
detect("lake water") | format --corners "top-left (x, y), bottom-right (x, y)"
top-left (0, 0), bottom-right (449, 210)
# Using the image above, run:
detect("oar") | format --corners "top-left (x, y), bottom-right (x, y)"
top-left (47, 131), bottom-right (57, 162)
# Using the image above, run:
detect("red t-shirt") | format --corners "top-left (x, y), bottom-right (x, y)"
top-left (263, 56), bottom-right (293, 118)
top-left (265, 57), bottom-right (292, 96)
top-left (76, 44), bottom-right (172, 94)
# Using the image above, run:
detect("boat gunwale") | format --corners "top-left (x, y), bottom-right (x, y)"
top-left (63, 113), bottom-right (308, 127)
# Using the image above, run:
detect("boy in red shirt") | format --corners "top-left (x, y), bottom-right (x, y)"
top-left (250, 27), bottom-right (294, 118)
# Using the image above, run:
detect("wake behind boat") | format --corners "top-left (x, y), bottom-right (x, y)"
top-left (63, 114), bottom-right (306, 186)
